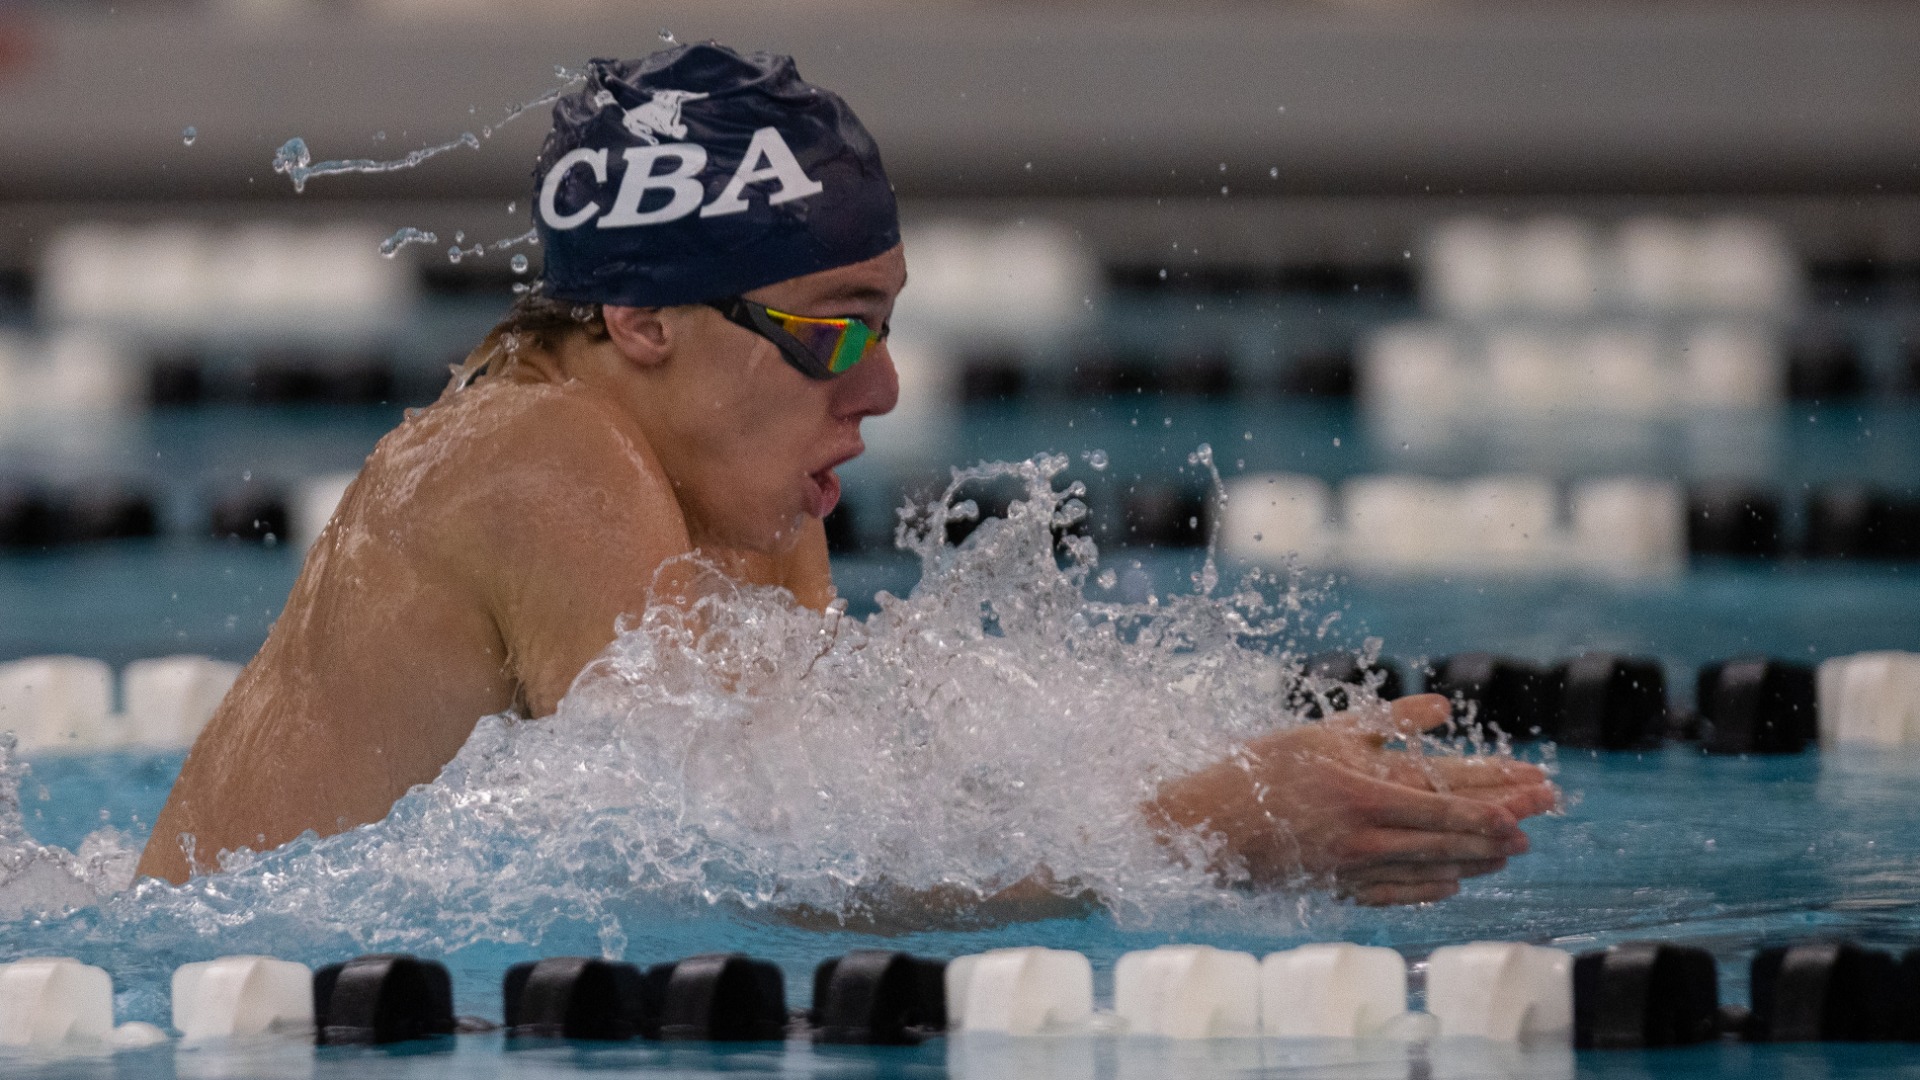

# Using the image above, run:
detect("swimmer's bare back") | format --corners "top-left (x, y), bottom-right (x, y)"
top-left (137, 366), bottom-right (832, 884)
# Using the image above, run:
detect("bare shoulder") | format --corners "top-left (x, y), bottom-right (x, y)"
top-left (354, 378), bottom-right (683, 551)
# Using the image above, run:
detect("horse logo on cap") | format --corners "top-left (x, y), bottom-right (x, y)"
top-left (592, 88), bottom-right (710, 146)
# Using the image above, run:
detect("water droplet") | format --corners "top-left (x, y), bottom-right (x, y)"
top-left (454, 231), bottom-right (465, 243)
top-left (1083, 449), bottom-right (1109, 471)
top-left (510, 254), bottom-right (529, 274)
top-left (374, 130), bottom-right (387, 142)
top-left (181, 126), bottom-right (196, 146)
top-left (506, 201), bottom-right (516, 213)
top-left (659, 28), bottom-right (676, 42)
top-left (1218, 162), bottom-right (1227, 172)
top-left (1332, 437), bottom-right (1341, 448)
top-left (378, 227), bottom-right (438, 258)
top-left (1024, 161), bottom-right (1034, 172)
top-left (241, 470), bottom-right (251, 482)
top-left (1220, 185), bottom-right (1229, 196)
top-left (1158, 268), bottom-right (1168, 281)
top-left (271, 137), bottom-right (313, 193)
top-left (447, 245), bottom-right (464, 264)
top-left (1269, 166), bottom-right (1279, 178)
top-left (1242, 431), bottom-right (1252, 441)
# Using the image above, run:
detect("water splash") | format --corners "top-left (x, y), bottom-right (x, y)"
top-left (271, 132), bottom-right (480, 194)
top-left (0, 737), bottom-right (137, 920)
top-left (271, 71), bottom-right (583, 194)
top-left (0, 453), bottom-right (1530, 1002)
top-left (377, 227), bottom-right (438, 258)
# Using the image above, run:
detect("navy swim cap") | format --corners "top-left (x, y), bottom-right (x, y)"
top-left (532, 44), bottom-right (899, 308)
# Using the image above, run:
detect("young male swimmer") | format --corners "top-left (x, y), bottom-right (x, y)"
top-left (138, 44), bottom-right (1556, 903)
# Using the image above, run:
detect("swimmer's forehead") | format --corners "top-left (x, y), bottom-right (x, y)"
top-left (749, 246), bottom-right (907, 314)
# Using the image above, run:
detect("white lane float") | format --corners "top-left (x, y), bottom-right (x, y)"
top-left (1113, 945), bottom-right (1259, 1038)
top-left (123, 656), bottom-right (241, 749)
top-left (945, 948), bottom-right (1093, 1036)
top-left (172, 956), bottom-right (313, 1042)
top-left (1260, 943), bottom-right (1410, 1038)
top-left (1817, 651), bottom-right (1920, 749)
top-left (0, 958), bottom-right (116, 1048)
top-left (0, 657), bottom-right (115, 752)
top-left (1425, 942), bottom-right (1573, 1043)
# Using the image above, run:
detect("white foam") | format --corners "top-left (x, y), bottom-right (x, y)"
top-left (1260, 943), bottom-right (1407, 1038)
top-left (1113, 945), bottom-right (1259, 1038)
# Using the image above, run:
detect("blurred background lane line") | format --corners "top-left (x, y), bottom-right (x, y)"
top-left (0, 0), bottom-right (1915, 703)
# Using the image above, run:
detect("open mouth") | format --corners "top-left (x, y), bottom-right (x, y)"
top-left (805, 466), bottom-right (843, 518)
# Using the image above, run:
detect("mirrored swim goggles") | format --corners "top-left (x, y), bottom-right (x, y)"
top-left (703, 296), bottom-right (884, 380)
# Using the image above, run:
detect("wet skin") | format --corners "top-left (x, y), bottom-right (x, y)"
top-left (137, 239), bottom-right (1555, 904)
top-left (137, 247), bottom-right (907, 884)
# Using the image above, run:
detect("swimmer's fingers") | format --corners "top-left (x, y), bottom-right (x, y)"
top-left (1397, 754), bottom-right (1549, 790)
top-left (1445, 778), bottom-right (1561, 821)
top-left (1350, 775), bottom-right (1532, 840)
top-left (1330, 822), bottom-right (1528, 870)
top-left (1323, 693), bottom-right (1453, 747)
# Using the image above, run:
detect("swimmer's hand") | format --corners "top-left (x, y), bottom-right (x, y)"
top-left (1144, 693), bottom-right (1558, 906)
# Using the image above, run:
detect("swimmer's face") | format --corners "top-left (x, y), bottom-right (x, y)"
top-left (612, 244), bottom-right (905, 552)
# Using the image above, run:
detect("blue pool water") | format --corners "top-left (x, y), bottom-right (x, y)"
top-left (0, 396), bottom-right (1918, 1077)
top-left (11, 748), bottom-right (1920, 1078)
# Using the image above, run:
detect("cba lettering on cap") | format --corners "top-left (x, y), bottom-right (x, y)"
top-left (532, 44), bottom-right (900, 310)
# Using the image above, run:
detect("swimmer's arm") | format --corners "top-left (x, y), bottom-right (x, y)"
top-left (1144, 694), bottom-right (1559, 906)
top-left (449, 398), bottom-right (700, 718)
top-left (778, 871), bottom-right (1098, 932)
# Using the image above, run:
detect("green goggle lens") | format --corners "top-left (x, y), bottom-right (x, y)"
top-left (764, 308), bottom-right (877, 375)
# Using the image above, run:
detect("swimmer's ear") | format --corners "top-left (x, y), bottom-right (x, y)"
top-left (602, 305), bottom-right (672, 370)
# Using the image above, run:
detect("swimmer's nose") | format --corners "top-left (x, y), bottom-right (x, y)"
top-left (835, 341), bottom-right (899, 421)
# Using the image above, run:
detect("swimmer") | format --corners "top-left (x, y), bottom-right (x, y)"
top-left (138, 44), bottom-right (1555, 904)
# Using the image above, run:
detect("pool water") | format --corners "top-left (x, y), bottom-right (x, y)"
top-left (0, 392), bottom-right (1917, 1078)
top-left (11, 748), bottom-right (1920, 1078)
